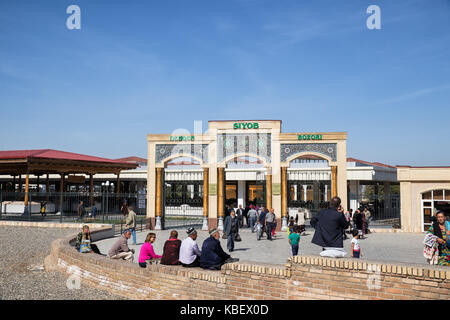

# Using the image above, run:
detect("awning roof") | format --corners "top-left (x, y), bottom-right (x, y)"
top-left (0, 149), bottom-right (138, 175)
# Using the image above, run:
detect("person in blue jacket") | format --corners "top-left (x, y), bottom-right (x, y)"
top-left (200, 228), bottom-right (231, 270)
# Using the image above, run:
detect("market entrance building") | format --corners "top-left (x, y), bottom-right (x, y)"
top-left (147, 120), bottom-right (347, 231)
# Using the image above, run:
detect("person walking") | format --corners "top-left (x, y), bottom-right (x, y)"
top-left (224, 209), bottom-right (239, 252)
top-left (310, 197), bottom-right (349, 257)
top-left (236, 204), bottom-right (245, 228)
top-left (161, 230), bottom-right (182, 265)
top-left (353, 209), bottom-right (365, 239)
top-left (40, 201), bottom-right (47, 218)
top-left (125, 206), bottom-right (137, 245)
top-left (108, 229), bottom-right (135, 261)
top-left (271, 212), bottom-right (277, 238)
top-left (351, 229), bottom-right (361, 258)
top-left (179, 227), bottom-right (202, 268)
top-left (121, 201), bottom-right (128, 217)
top-left (288, 226), bottom-right (301, 256)
top-left (138, 233), bottom-right (162, 268)
top-left (248, 205), bottom-right (258, 231)
top-left (297, 208), bottom-right (306, 234)
top-left (265, 208), bottom-right (276, 241)
top-left (363, 207), bottom-right (371, 234)
top-left (77, 200), bottom-right (85, 220)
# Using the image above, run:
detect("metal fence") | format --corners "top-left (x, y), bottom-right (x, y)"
top-left (0, 191), bottom-right (147, 228)
top-left (354, 194), bottom-right (401, 227)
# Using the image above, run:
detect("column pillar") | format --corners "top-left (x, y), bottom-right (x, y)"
top-left (116, 173), bottom-right (121, 194)
top-left (384, 181), bottom-right (391, 219)
top-left (36, 175), bottom-right (40, 193)
top-left (331, 166), bottom-right (338, 198)
top-left (24, 172), bottom-right (29, 206)
top-left (59, 174), bottom-right (65, 214)
top-left (155, 168), bottom-right (163, 230)
top-left (19, 175), bottom-right (22, 193)
top-left (46, 174), bottom-right (50, 201)
top-left (13, 175), bottom-right (16, 192)
top-left (217, 167), bottom-right (224, 230)
top-left (266, 169), bottom-right (272, 210)
top-left (281, 167), bottom-right (288, 231)
top-left (202, 167), bottom-right (209, 230)
top-left (89, 174), bottom-right (94, 206)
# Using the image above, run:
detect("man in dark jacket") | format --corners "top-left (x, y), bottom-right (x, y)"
top-left (224, 209), bottom-right (239, 252)
top-left (200, 228), bottom-right (231, 270)
top-left (310, 197), bottom-right (349, 249)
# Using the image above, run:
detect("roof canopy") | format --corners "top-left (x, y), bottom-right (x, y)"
top-left (0, 149), bottom-right (138, 176)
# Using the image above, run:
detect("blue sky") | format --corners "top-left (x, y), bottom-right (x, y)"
top-left (0, 0), bottom-right (449, 165)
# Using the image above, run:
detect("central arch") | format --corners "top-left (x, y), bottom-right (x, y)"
top-left (285, 153), bottom-right (333, 220)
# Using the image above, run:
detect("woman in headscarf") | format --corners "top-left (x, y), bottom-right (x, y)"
top-left (427, 211), bottom-right (450, 266)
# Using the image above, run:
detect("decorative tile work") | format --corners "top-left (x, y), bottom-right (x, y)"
top-left (156, 144), bottom-right (209, 164)
top-left (217, 133), bottom-right (271, 163)
top-left (280, 143), bottom-right (337, 162)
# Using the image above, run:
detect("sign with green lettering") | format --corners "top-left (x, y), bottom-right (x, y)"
top-left (170, 136), bottom-right (195, 141)
top-left (298, 134), bottom-right (322, 141)
top-left (233, 122), bottom-right (259, 129)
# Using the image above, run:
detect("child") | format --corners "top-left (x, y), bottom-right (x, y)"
top-left (351, 229), bottom-right (361, 258)
top-left (287, 217), bottom-right (295, 236)
top-left (288, 226), bottom-right (301, 256)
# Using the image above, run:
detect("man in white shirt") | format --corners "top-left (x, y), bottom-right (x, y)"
top-left (179, 227), bottom-right (202, 268)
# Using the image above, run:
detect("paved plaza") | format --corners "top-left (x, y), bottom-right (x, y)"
top-left (96, 226), bottom-right (428, 266)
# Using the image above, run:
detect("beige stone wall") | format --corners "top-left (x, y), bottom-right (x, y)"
top-left (398, 167), bottom-right (450, 233)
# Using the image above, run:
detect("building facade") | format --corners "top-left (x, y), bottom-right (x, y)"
top-left (398, 166), bottom-right (450, 232)
top-left (146, 120), bottom-right (348, 231)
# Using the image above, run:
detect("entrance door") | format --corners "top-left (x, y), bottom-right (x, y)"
top-left (225, 181), bottom-right (238, 212)
top-left (246, 181), bottom-right (266, 207)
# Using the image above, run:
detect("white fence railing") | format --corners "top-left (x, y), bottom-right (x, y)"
top-left (165, 205), bottom-right (203, 216)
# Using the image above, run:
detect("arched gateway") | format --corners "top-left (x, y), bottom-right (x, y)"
top-left (147, 120), bottom-right (347, 231)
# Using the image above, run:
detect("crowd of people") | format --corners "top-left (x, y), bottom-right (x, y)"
top-left (74, 198), bottom-right (449, 268)
top-left (101, 225), bottom-right (238, 270)
top-left (228, 204), bottom-right (279, 240)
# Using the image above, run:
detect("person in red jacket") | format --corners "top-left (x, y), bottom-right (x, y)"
top-left (161, 230), bottom-right (182, 265)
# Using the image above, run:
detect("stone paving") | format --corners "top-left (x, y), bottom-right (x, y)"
top-left (95, 226), bottom-right (428, 266)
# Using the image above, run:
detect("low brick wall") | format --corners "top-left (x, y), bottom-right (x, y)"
top-left (44, 231), bottom-right (450, 300)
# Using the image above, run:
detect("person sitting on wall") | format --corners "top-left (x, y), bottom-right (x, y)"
top-left (160, 230), bottom-right (182, 265)
top-left (138, 232), bottom-right (162, 268)
top-left (200, 228), bottom-right (234, 270)
top-left (310, 197), bottom-right (349, 258)
top-left (108, 229), bottom-right (135, 262)
top-left (75, 225), bottom-right (102, 255)
top-left (179, 227), bottom-right (202, 268)
top-left (426, 211), bottom-right (450, 266)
